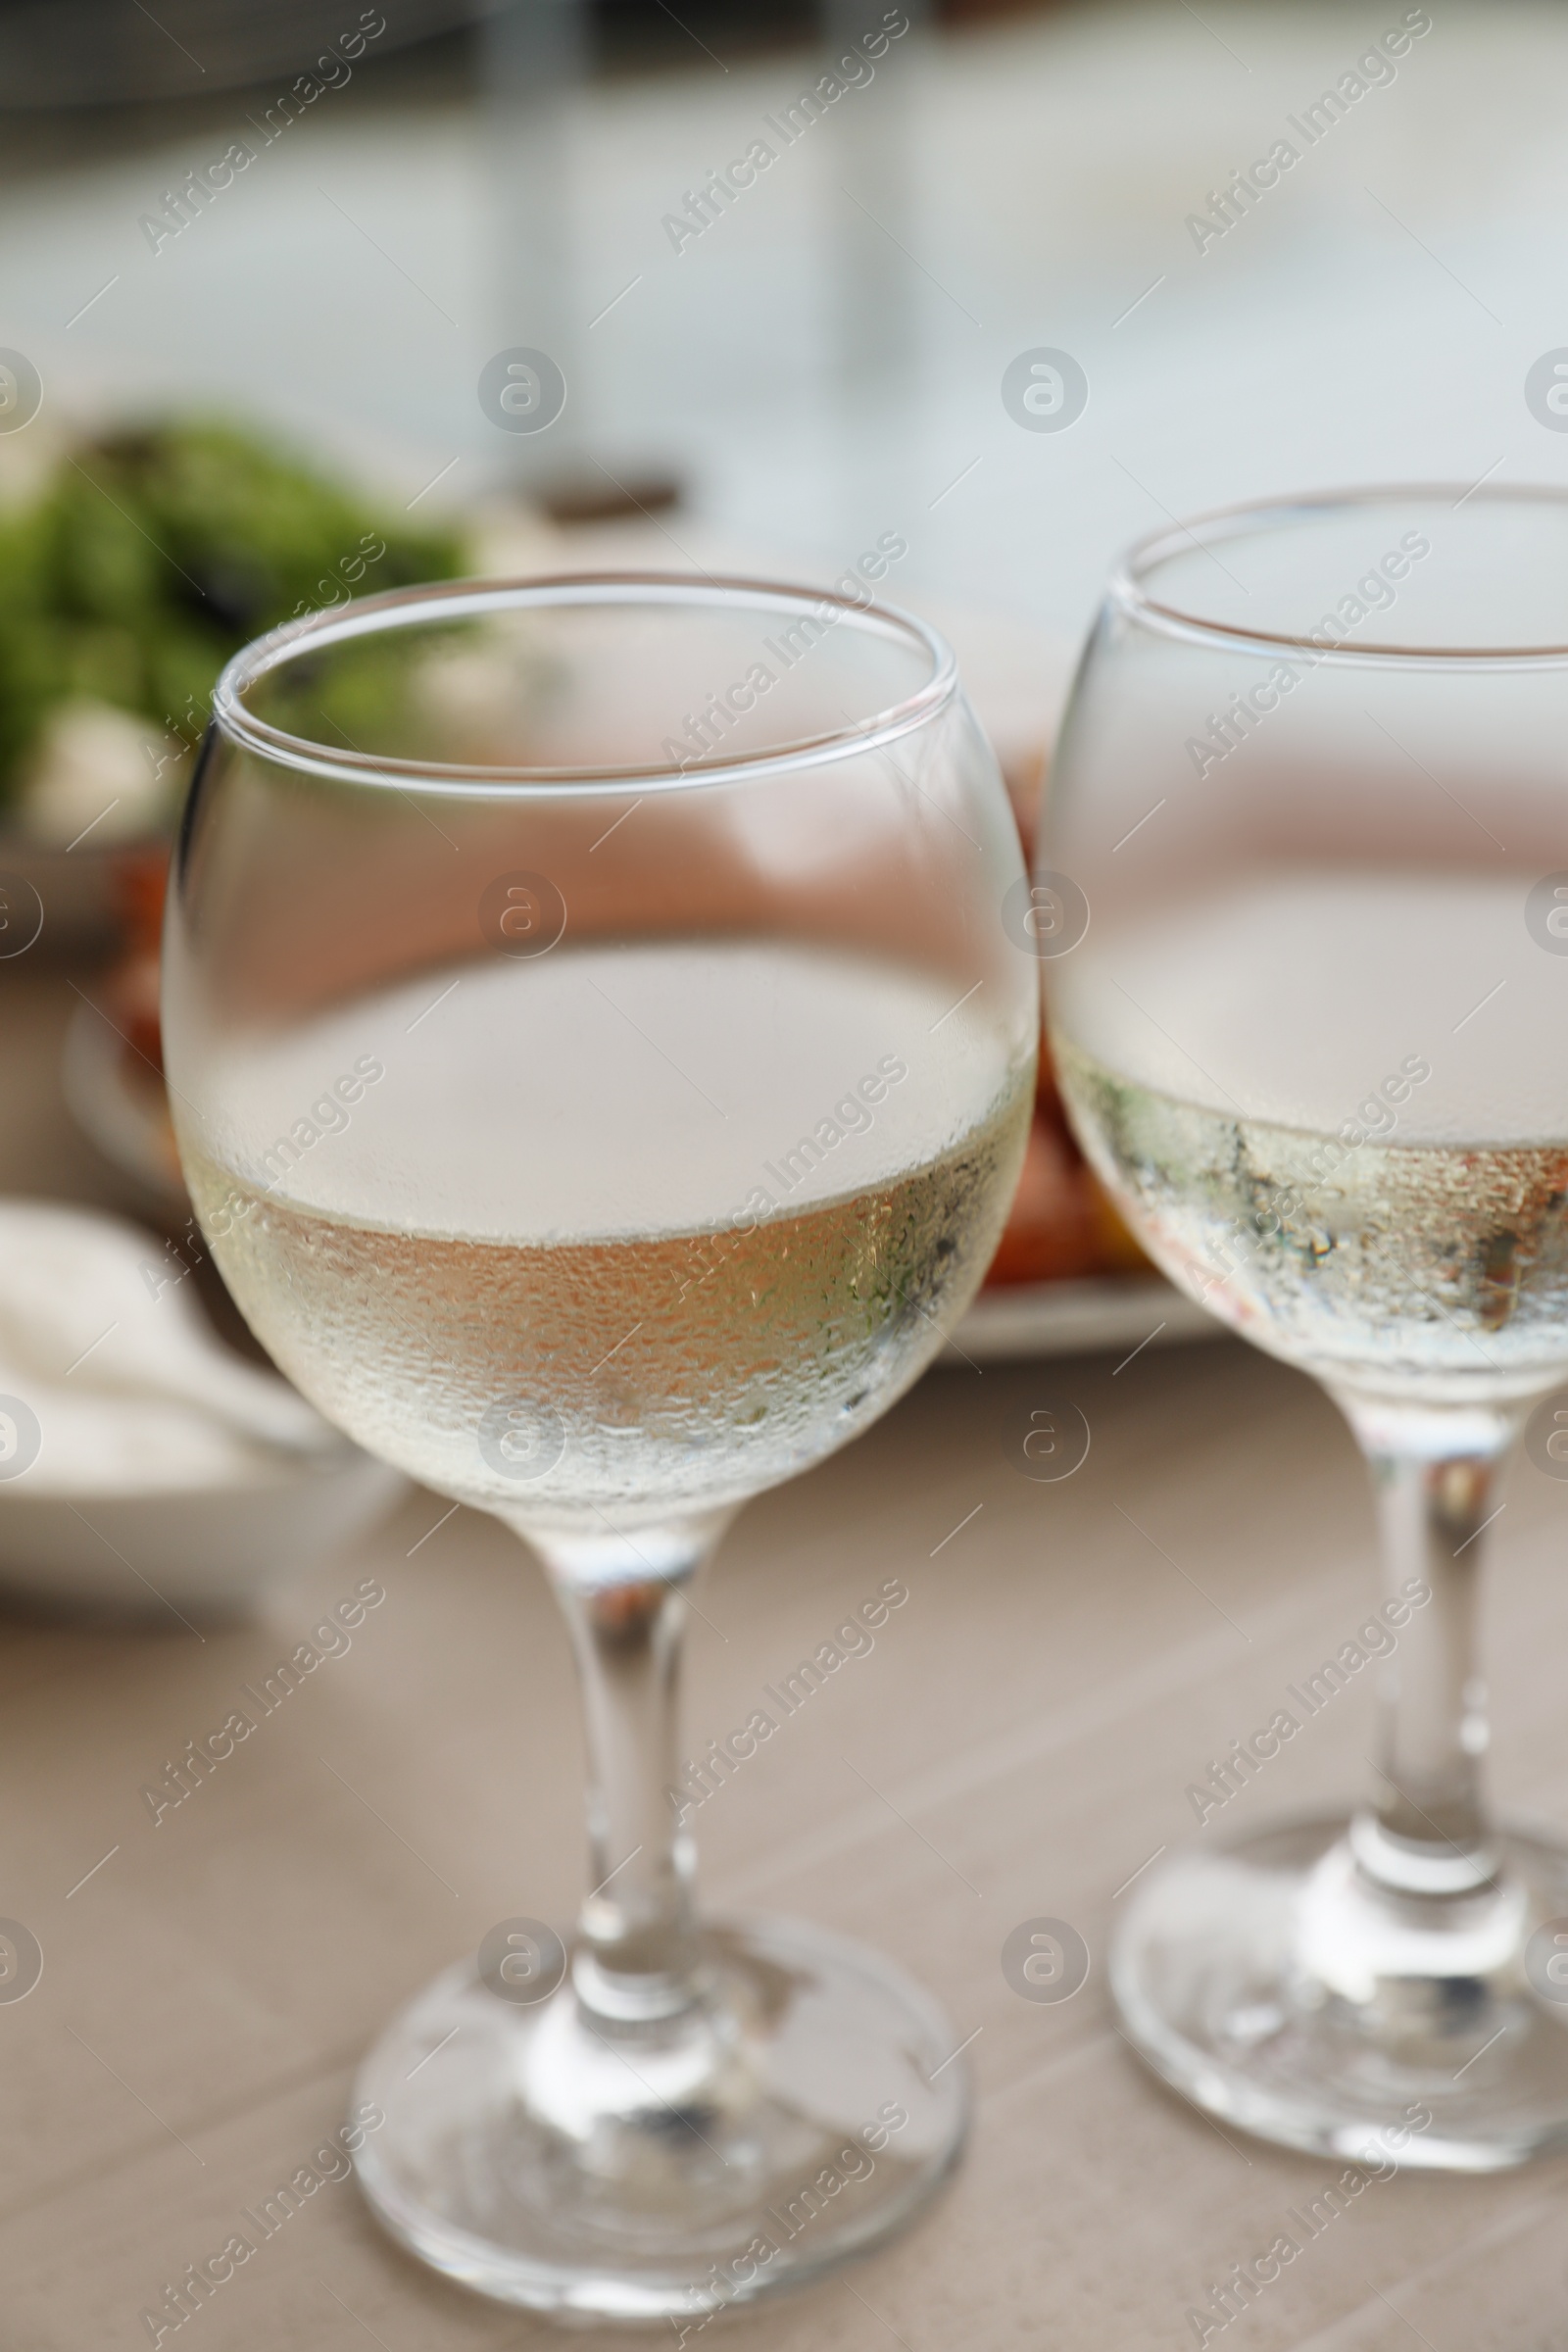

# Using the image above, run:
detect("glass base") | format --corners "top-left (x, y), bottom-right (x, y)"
top-left (1111, 1812), bottom-right (1568, 2172)
top-left (352, 1912), bottom-right (969, 2321)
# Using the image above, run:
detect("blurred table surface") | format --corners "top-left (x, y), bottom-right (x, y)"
top-left (3, 949), bottom-right (1566, 2352)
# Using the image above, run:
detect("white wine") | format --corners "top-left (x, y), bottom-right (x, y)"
top-left (1052, 876), bottom-right (1568, 1402)
top-left (180, 942), bottom-right (1032, 1522)
top-left (1058, 1040), bottom-right (1568, 1399)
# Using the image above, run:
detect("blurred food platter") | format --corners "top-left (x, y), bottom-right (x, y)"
top-left (951, 1273), bottom-right (1219, 1364)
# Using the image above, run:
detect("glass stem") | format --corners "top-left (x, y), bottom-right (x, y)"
top-left (518, 1512), bottom-right (732, 2022)
top-left (1336, 1395), bottom-right (1522, 1898)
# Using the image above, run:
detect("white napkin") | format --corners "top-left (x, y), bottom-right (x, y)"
top-left (0, 1200), bottom-right (337, 1494)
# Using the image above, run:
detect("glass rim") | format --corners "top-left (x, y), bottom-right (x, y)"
top-left (209, 570), bottom-right (959, 792)
top-left (1112, 483), bottom-right (1568, 667)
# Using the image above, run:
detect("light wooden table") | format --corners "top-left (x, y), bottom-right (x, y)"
top-left (2, 954), bottom-right (1564, 2352)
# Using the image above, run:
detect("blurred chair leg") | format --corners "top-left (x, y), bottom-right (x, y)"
top-left (821, 0), bottom-right (932, 403)
top-left (478, 0), bottom-right (592, 495)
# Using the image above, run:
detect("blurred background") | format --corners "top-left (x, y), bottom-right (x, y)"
top-left (0, 0), bottom-right (1558, 1549)
top-left (4, 0), bottom-right (1558, 648)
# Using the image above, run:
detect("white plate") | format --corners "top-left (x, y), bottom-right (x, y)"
top-left (63, 997), bottom-right (183, 1199)
top-left (950, 1277), bottom-right (1222, 1363)
top-left (0, 1450), bottom-right (406, 1620)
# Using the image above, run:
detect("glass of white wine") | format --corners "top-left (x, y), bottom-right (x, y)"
top-left (162, 573), bottom-right (1036, 2316)
top-left (1044, 487), bottom-right (1568, 2169)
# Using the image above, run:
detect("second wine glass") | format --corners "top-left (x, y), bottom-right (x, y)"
top-left (1043, 487), bottom-right (1568, 2169)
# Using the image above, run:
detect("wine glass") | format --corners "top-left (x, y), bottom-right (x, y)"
top-left (162, 573), bottom-right (1036, 2315)
top-left (1042, 486), bottom-right (1568, 2169)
